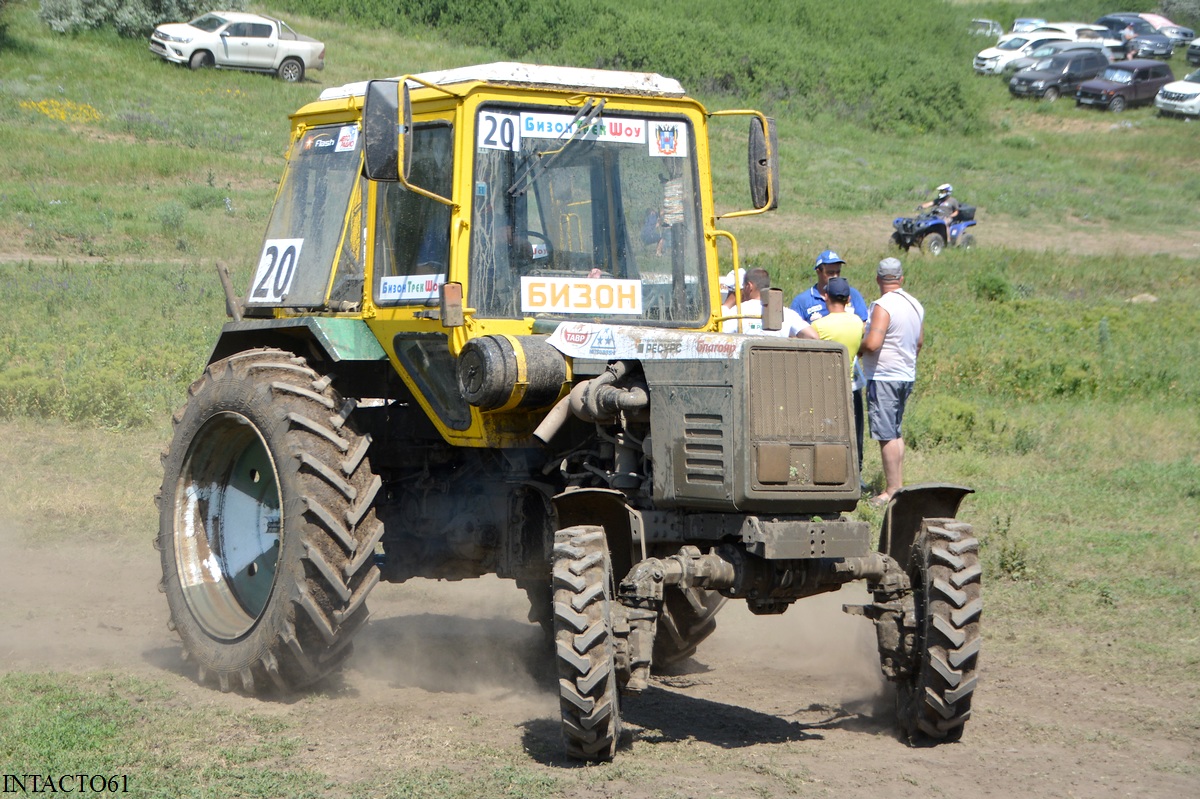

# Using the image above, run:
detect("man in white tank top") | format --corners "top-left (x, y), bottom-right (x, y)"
top-left (858, 258), bottom-right (924, 505)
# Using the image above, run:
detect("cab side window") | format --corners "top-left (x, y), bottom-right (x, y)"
top-left (373, 123), bottom-right (455, 306)
top-left (247, 23), bottom-right (272, 38)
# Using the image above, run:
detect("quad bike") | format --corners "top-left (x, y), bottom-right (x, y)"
top-left (891, 205), bottom-right (977, 255)
top-left (155, 63), bottom-right (980, 762)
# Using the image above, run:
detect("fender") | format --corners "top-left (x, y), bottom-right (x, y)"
top-left (877, 482), bottom-right (974, 573)
top-left (207, 317), bottom-right (388, 366)
top-left (552, 487), bottom-right (645, 577)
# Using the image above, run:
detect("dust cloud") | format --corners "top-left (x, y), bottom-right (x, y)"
top-left (0, 521), bottom-right (176, 676)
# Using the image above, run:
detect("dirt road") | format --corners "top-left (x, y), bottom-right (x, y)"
top-left (2, 524), bottom-right (1196, 798)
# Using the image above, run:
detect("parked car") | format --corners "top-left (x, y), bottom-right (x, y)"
top-left (149, 11), bottom-right (325, 82)
top-left (1076, 60), bottom-right (1174, 112)
top-left (1002, 39), bottom-right (1109, 77)
top-left (1092, 13), bottom-right (1172, 59)
top-left (1140, 13), bottom-right (1195, 46)
top-left (1155, 69), bottom-right (1200, 117)
top-left (1012, 18), bottom-right (1048, 33)
top-left (1010, 50), bottom-right (1111, 101)
top-left (970, 19), bottom-right (1004, 38)
top-left (1189, 41), bottom-right (1200, 66)
top-left (1028, 22), bottom-right (1108, 40)
top-left (974, 34), bottom-right (1070, 75)
top-left (1127, 33), bottom-right (1175, 60)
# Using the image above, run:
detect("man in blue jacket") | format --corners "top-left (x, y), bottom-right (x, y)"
top-left (790, 250), bottom-right (870, 489)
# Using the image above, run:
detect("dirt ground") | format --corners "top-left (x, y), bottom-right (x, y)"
top-left (2, 523), bottom-right (1197, 798)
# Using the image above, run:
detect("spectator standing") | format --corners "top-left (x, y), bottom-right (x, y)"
top-left (811, 275), bottom-right (866, 473)
top-left (859, 257), bottom-right (924, 506)
top-left (790, 250), bottom-right (869, 324)
top-left (723, 267), bottom-right (813, 338)
top-left (791, 250), bottom-right (869, 485)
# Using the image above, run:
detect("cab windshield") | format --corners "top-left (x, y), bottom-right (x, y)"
top-left (468, 103), bottom-right (706, 326)
top-left (1100, 68), bottom-right (1134, 84)
top-left (248, 124), bottom-right (363, 309)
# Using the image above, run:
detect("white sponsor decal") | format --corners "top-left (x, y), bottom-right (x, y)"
top-left (380, 272), bottom-right (445, 302)
top-left (520, 112), bottom-right (647, 144)
top-left (521, 277), bottom-right (643, 315)
top-left (547, 322), bottom-right (744, 360)
top-left (335, 125), bottom-right (359, 153)
top-left (649, 122), bottom-right (689, 158)
top-left (247, 238), bottom-right (304, 304)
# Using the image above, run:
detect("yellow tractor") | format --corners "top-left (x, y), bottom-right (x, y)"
top-left (156, 63), bottom-right (979, 760)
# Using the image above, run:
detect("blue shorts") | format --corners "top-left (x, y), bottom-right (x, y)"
top-left (867, 380), bottom-right (913, 441)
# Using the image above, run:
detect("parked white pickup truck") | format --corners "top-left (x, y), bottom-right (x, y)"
top-left (150, 11), bottom-right (325, 83)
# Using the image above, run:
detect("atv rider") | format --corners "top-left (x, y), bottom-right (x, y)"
top-left (918, 183), bottom-right (962, 241)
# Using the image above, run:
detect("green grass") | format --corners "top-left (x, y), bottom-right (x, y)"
top-left (0, 0), bottom-right (1198, 792)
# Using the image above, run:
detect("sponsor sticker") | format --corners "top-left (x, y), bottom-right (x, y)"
top-left (335, 125), bottom-right (359, 153)
top-left (649, 122), bottom-right (689, 158)
top-left (546, 322), bottom-right (745, 361)
top-left (521, 276), bottom-right (643, 315)
top-left (379, 272), bottom-right (445, 303)
top-left (520, 112), bottom-right (647, 144)
top-left (302, 132), bottom-right (337, 153)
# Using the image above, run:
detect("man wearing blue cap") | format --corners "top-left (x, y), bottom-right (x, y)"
top-left (790, 250), bottom-right (869, 325)
top-left (791, 250), bottom-right (869, 487)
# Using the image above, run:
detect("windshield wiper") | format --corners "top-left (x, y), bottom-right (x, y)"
top-left (508, 98), bottom-right (606, 197)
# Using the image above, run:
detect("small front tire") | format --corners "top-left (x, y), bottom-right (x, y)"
top-left (552, 526), bottom-right (622, 761)
top-left (896, 519), bottom-right (982, 744)
top-left (1042, 87), bottom-right (1060, 103)
top-left (1109, 96), bottom-right (1126, 113)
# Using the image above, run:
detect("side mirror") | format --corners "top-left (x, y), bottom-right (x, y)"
top-left (440, 282), bottom-right (465, 328)
top-left (749, 117), bottom-right (779, 211)
top-left (362, 80), bottom-right (400, 181)
top-left (762, 288), bottom-right (784, 332)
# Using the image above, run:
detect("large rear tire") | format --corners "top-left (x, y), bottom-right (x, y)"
top-left (157, 348), bottom-right (383, 694)
top-left (552, 526), bottom-right (622, 761)
top-left (896, 519), bottom-right (982, 743)
top-left (958, 233), bottom-right (977, 250)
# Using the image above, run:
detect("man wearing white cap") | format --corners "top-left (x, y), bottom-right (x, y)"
top-left (719, 268), bottom-right (746, 308)
top-left (721, 268), bottom-right (812, 338)
top-left (859, 257), bottom-right (924, 506)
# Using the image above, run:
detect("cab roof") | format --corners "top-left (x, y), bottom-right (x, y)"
top-left (317, 61), bottom-right (687, 102)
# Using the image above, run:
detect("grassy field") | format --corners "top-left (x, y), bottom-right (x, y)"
top-left (1, 0), bottom-right (1198, 794)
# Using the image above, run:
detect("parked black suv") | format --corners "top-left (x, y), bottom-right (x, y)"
top-left (1188, 40), bottom-right (1200, 66)
top-left (1010, 50), bottom-right (1110, 101)
top-left (1076, 60), bottom-right (1174, 112)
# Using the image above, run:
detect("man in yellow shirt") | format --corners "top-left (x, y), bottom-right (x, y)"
top-left (811, 276), bottom-right (865, 478)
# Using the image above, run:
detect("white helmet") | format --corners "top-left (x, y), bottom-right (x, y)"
top-left (937, 183), bottom-right (953, 197)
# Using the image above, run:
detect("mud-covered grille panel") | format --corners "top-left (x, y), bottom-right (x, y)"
top-left (682, 413), bottom-right (726, 484)
top-left (748, 347), bottom-right (849, 441)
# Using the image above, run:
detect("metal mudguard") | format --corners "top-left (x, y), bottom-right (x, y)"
top-left (877, 483), bottom-right (974, 572)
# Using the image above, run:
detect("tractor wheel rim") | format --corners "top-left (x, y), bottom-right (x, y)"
top-left (174, 412), bottom-right (282, 640)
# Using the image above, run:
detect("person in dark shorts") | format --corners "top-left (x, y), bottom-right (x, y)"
top-left (859, 258), bottom-right (924, 505)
